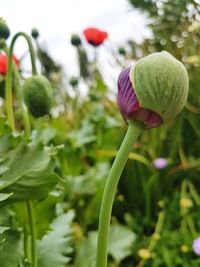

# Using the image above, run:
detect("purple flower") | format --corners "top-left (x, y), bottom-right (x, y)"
top-left (153, 158), bottom-right (168, 169)
top-left (193, 237), bottom-right (200, 255)
top-left (117, 67), bottom-right (163, 129)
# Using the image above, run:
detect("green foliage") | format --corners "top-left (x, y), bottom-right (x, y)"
top-left (38, 210), bottom-right (74, 267)
top-left (0, 141), bottom-right (60, 201)
top-left (0, 1), bottom-right (199, 266)
top-left (0, 229), bottom-right (21, 267)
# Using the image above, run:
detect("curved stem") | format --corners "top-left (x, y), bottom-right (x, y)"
top-left (27, 200), bottom-right (38, 267)
top-left (13, 66), bottom-right (31, 140)
top-left (5, 33), bottom-right (38, 266)
top-left (96, 121), bottom-right (142, 267)
top-left (5, 31), bottom-right (37, 130)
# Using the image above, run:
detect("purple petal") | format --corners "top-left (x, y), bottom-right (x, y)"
top-left (153, 158), bottom-right (168, 169)
top-left (117, 67), bottom-right (163, 129)
top-left (193, 237), bottom-right (200, 255)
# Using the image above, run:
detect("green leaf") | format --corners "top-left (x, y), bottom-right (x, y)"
top-left (0, 226), bottom-right (9, 234)
top-left (75, 224), bottom-right (136, 266)
top-left (38, 210), bottom-right (74, 267)
top-left (0, 142), bottom-right (59, 201)
top-left (75, 231), bottom-right (97, 267)
top-left (0, 193), bottom-right (13, 202)
top-left (0, 229), bottom-right (21, 267)
top-left (108, 224), bottom-right (136, 262)
top-left (69, 120), bottom-right (96, 147)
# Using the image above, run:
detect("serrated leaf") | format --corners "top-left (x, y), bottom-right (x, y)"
top-left (75, 231), bottom-right (97, 267)
top-left (108, 224), bottom-right (136, 262)
top-left (0, 142), bottom-right (59, 201)
top-left (75, 224), bottom-right (136, 266)
top-left (38, 210), bottom-right (75, 267)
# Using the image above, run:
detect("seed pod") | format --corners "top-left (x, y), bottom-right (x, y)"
top-left (69, 77), bottom-right (79, 87)
top-left (71, 34), bottom-right (82, 47)
top-left (118, 51), bottom-right (189, 129)
top-left (23, 75), bottom-right (53, 118)
top-left (0, 19), bottom-right (10, 40)
top-left (31, 28), bottom-right (39, 39)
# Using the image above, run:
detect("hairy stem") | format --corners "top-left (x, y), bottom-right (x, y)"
top-left (96, 121), bottom-right (142, 267)
top-left (27, 201), bottom-right (38, 267)
top-left (5, 31), bottom-right (37, 130)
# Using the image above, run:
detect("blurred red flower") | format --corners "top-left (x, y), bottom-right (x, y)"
top-left (0, 54), bottom-right (20, 75)
top-left (83, 27), bottom-right (108, 47)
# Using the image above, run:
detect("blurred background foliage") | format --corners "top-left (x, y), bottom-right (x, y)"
top-left (0, 0), bottom-right (200, 266)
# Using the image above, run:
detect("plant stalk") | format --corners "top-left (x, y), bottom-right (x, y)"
top-left (96, 121), bottom-right (142, 267)
top-left (5, 31), bottom-right (37, 130)
top-left (27, 200), bottom-right (38, 267)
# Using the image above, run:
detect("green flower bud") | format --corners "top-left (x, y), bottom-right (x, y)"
top-left (130, 51), bottom-right (189, 123)
top-left (31, 28), bottom-right (39, 39)
top-left (71, 34), bottom-right (82, 47)
top-left (69, 77), bottom-right (79, 87)
top-left (0, 18), bottom-right (10, 40)
top-left (23, 75), bottom-right (53, 118)
top-left (118, 47), bottom-right (126, 56)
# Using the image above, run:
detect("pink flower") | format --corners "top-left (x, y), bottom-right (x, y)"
top-left (193, 237), bottom-right (200, 255)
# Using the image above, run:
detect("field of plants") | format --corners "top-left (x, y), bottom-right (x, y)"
top-left (0, 0), bottom-right (200, 266)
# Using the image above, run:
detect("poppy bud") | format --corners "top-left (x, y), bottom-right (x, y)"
top-left (23, 75), bottom-right (53, 118)
top-left (31, 28), bottom-right (39, 39)
top-left (118, 51), bottom-right (189, 129)
top-left (0, 19), bottom-right (10, 40)
top-left (69, 77), bottom-right (79, 87)
top-left (71, 34), bottom-right (82, 47)
top-left (118, 47), bottom-right (126, 56)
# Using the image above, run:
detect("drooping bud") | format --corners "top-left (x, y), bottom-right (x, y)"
top-left (23, 75), bottom-right (53, 118)
top-left (31, 28), bottom-right (39, 39)
top-left (117, 51), bottom-right (189, 129)
top-left (71, 34), bottom-right (82, 47)
top-left (0, 18), bottom-right (10, 40)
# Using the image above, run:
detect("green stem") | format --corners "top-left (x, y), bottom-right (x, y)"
top-left (5, 31), bottom-right (37, 130)
top-left (23, 203), bottom-right (31, 261)
top-left (27, 200), bottom-right (38, 267)
top-left (96, 122), bottom-right (142, 267)
top-left (5, 33), bottom-right (38, 266)
top-left (13, 65), bottom-right (31, 141)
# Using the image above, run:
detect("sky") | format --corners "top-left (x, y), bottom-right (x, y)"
top-left (1, 0), bottom-right (151, 87)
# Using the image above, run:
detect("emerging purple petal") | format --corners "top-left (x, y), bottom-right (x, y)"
top-left (193, 237), bottom-right (200, 255)
top-left (153, 158), bottom-right (168, 169)
top-left (117, 67), bottom-right (163, 129)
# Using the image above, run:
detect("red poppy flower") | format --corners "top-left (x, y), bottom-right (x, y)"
top-left (0, 53), bottom-right (20, 75)
top-left (83, 27), bottom-right (108, 47)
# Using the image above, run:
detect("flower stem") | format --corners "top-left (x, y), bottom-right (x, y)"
top-left (5, 31), bottom-right (37, 130)
top-left (5, 32), bottom-right (38, 266)
top-left (27, 200), bottom-right (38, 267)
top-left (96, 121), bottom-right (142, 267)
